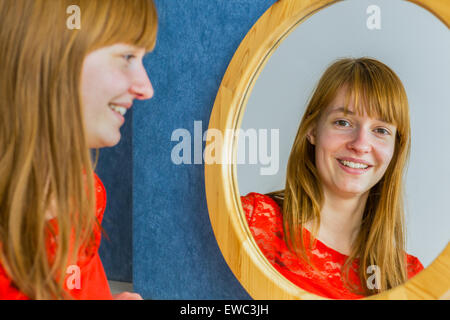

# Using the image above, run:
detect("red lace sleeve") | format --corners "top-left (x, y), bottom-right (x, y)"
top-left (406, 254), bottom-right (424, 278)
top-left (241, 193), bottom-right (284, 263)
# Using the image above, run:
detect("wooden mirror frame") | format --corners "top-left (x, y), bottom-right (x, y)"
top-left (205, 0), bottom-right (450, 299)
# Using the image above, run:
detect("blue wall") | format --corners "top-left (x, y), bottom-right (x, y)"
top-left (99, 0), bottom-right (276, 299)
top-left (97, 113), bottom-right (133, 282)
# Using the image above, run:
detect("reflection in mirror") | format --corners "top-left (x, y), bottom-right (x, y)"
top-left (237, 0), bottom-right (450, 299)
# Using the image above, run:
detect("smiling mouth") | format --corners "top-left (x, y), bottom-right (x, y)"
top-left (337, 159), bottom-right (371, 170)
top-left (108, 103), bottom-right (127, 116)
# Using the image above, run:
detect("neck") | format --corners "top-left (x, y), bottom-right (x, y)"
top-left (306, 188), bottom-right (368, 255)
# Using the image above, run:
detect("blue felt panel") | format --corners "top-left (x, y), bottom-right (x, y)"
top-left (133, 0), bottom-right (276, 299)
top-left (97, 111), bottom-right (133, 282)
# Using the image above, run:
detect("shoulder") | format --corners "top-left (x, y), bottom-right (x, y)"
top-left (241, 192), bottom-right (282, 219)
top-left (240, 193), bottom-right (285, 257)
top-left (240, 192), bottom-right (281, 209)
top-left (406, 253), bottom-right (424, 278)
top-left (240, 192), bottom-right (283, 231)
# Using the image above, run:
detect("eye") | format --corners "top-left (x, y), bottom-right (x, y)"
top-left (334, 119), bottom-right (351, 127)
top-left (374, 127), bottom-right (391, 135)
top-left (123, 54), bottom-right (136, 62)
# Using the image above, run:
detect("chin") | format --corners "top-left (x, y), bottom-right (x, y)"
top-left (336, 183), bottom-right (370, 198)
top-left (106, 137), bottom-right (121, 148)
top-left (97, 134), bottom-right (122, 148)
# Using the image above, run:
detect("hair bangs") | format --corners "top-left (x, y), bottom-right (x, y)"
top-left (341, 59), bottom-right (409, 140)
top-left (86, 0), bottom-right (158, 52)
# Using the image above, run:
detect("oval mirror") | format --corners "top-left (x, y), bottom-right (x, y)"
top-left (205, 0), bottom-right (450, 299)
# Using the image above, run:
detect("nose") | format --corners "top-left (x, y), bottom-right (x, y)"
top-left (129, 63), bottom-right (154, 100)
top-left (347, 127), bottom-right (371, 154)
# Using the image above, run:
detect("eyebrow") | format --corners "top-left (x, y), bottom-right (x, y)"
top-left (116, 43), bottom-right (145, 54)
top-left (330, 107), bottom-right (355, 115)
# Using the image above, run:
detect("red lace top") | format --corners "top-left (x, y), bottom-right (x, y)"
top-left (0, 173), bottom-right (113, 300)
top-left (241, 192), bottom-right (424, 299)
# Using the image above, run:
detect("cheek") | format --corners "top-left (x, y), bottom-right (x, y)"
top-left (84, 71), bottom-right (128, 101)
top-left (81, 60), bottom-right (130, 106)
top-left (374, 141), bottom-right (395, 170)
top-left (316, 129), bottom-right (347, 156)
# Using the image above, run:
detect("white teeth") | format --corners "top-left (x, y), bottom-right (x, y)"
top-left (339, 160), bottom-right (369, 169)
top-left (108, 104), bottom-right (127, 116)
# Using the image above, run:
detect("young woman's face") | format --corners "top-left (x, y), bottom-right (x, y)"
top-left (81, 43), bottom-right (154, 148)
top-left (308, 87), bottom-right (397, 199)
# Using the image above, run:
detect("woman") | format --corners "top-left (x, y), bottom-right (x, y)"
top-left (0, 0), bottom-right (157, 299)
top-left (241, 57), bottom-right (424, 299)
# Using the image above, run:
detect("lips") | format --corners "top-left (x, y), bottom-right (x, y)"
top-left (108, 102), bottom-right (133, 122)
top-left (108, 104), bottom-right (127, 116)
top-left (337, 157), bottom-right (373, 167)
top-left (336, 157), bottom-right (373, 174)
top-left (109, 102), bottom-right (132, 109)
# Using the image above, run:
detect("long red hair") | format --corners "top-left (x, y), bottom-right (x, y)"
top-left (0, 0), bottom-right (157, 299)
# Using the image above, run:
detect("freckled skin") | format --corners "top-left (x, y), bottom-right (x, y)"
top-left (308, 88), bottom-right (397, 199)
top-left (80, 43), bottom-right (154, 149)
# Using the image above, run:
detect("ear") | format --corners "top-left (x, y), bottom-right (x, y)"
top-left (306, 125), bottom-right (316, 145)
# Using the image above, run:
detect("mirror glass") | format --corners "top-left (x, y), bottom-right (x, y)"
top-left (236, 0), bottom-right (450, 298)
